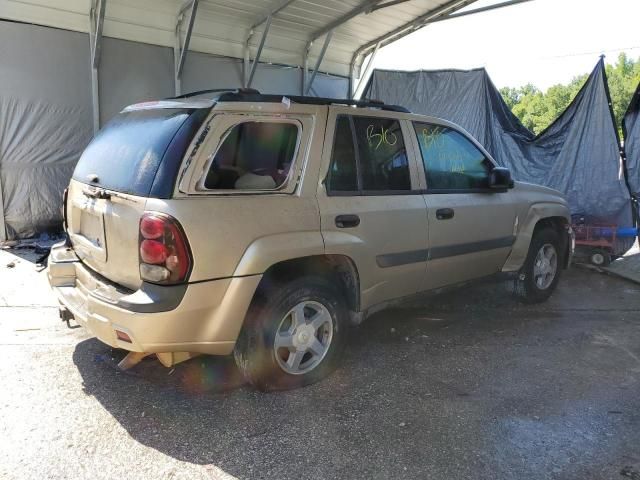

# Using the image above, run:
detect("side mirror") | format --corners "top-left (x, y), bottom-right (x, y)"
top-left (489, 167), bottom-right (514, 190)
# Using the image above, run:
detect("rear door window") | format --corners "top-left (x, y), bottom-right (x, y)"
top-left (73, 109), bottom-right (194, 196)
top-left (353, 116), bottom-right (410, 192)
top-left (202, 121), bottom-right (299, 190)
top-left (326, 115), bottom-right (411, 194)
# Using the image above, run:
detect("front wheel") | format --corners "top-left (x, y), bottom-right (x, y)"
top-left (511, 227), bottom-right (563, 303)
top-left (234, 276), bottom-right (348, 391)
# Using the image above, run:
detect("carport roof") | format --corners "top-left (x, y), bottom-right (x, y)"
top-left (0, 0), bottom-right (479, 77)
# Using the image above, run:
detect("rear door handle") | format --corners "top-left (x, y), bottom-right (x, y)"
top-left (335, 214), bottom-right (360, 228)
top-left (436, 208), bottom-right (454, 220)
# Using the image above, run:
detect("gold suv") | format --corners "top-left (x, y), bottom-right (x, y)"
top-left (48, 90), bottom-right (574, 391)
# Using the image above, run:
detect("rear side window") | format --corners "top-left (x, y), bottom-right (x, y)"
top-left (203, 122), bottom-right (298, 190)
top-left (327, 116), bottom-right (358, 191)
top-left (73, 109), bottom-right (194, 196)
top-left (327, 115), bottom-right (411, 193)
top-left (413, 123), bottom-right (491, 191)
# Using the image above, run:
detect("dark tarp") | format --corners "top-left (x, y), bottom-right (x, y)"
top-left (364, 59), bottom-right (633, 230)
top-left (623, 79), bottom-right (640, 196)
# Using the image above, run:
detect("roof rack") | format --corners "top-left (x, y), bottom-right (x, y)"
top-left (169, 87), bottom-right (260, 100)
top-left (217, 90), bottom-right (410, 113)
top-left (168, 88), bottom-right (409, 113)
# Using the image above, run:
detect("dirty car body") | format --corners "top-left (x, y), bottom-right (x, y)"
top-left (48, 90), bottom-right (574, 390)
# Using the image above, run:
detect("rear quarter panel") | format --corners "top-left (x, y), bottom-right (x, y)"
top-left (144, 103), bottom-right (328, 282)
top-left (144, 195), bottom-right (324, 281)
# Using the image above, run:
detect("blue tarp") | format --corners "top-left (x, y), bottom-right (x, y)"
top-left (623, 79), bottom-right (640, 196)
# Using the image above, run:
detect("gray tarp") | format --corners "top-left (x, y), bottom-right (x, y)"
top-left (364, 59), bottom-right (633, 228)
top-left (0, 21), bottom-right (94, 240)
top-left (623, 80), bottom-right (640, 195)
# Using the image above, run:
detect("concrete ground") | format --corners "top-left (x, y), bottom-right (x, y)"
top-left (1, 246), bottom-right (640, 480)
top-left (606, 241), bottom-right (640, 284)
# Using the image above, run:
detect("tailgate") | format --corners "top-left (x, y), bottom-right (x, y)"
top-left (67, 179), bottom-right (146, 290)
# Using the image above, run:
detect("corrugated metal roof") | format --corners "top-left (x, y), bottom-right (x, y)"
top-left (0, 0), bottom-right (478, 77)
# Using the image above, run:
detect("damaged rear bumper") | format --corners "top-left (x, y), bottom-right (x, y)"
top-left (47, 241), bottom-right (261, 356)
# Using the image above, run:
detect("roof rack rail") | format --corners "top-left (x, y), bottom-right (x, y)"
top-left (168, 87), bottom-right (259, 100)
top-left (216, 91), bottom-right (410, 113)
top-left (168, 88), bottom-right (410, 113)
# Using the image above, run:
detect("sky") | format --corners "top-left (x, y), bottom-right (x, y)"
top-left (373, 0), bottom-right (640, 91)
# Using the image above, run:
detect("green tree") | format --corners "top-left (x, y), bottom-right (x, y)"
top-left (500, 54), bottom-right (639, 135)
top-left (605, 53), bottom-right (640, 130)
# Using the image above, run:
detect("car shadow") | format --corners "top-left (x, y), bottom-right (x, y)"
top-left (70, 275), bottom-right (574, 477)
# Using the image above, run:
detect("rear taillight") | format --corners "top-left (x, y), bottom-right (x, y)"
top-left (139, 212), bottom-right (192, 285)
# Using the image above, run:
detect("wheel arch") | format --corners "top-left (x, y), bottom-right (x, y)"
top-left (503, 203), bottom-right (571, 272)
top-left (231, 232), bottom-right (362, 329)
top-left (252, 254), bottom-right (361, 321)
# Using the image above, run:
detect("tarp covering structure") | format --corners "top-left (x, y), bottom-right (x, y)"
top-left (364, 59), bottom-right (634, 231)
top-left (623, 80), bottom-right (640, 196)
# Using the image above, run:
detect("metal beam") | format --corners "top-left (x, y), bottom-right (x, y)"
top-left (176, 0), bottom-right (199, 80)
top-left (350, 0), bottom-right (532, 98)
top-left (246, 14), bottom-right (272, 88)
top-left (91, 0), bottom-right (106, 69)
top-left (0, 173), bottom-right (6, 241)
top-left (302, 43), bottom-right (311, 95)
top-left (251, 0), bottom-right (297, 30)
top-left (368, 0), bottom-right (412, 13)
top-left (178, 0), bottom-right (195, 17)
top-left (305, 30), bottom-right (333, 95)
top-left (174, 25), bottom-right (182, 96)
top-left (352, 0), bottom-right (475, 72)
top-left (309, 1), bottom-right (384, 44)
top-left (88, 0), bottom-right (105, 134)
top-left (355, 0), bottom-right (532, 62)
top-left (430, 0), bottom-right (534, 22)
top-left (244, 0), bottom-right (297, 87)
top-left (352, 41), bottom-right (380, 98)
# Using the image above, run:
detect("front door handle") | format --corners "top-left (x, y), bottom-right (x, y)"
top-left (335, 214), bottom-right (360, 228)
top-left (436, 208), bottom-right (454, 220)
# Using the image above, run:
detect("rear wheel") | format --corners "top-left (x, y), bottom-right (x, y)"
top-left (512, 227), bottom-right (563, 303)
top-left (234, 276), bottom-right (348, 391)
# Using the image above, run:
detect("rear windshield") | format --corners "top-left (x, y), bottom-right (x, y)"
top-left (73, 109), bottom-right (193, 196)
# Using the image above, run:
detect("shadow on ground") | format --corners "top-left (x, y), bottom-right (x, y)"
top-left (72, 269), bottom-right (640, 479)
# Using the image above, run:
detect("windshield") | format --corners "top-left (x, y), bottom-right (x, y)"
top-left (73, 109), bottom-right (193, 196)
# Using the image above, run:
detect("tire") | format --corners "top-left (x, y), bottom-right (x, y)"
top-left (233, 276), bottom-right (349, 392)
top-left (511, 227), bottom-right (564, 304)
top-left (590, 249), bottom-right (611, 267)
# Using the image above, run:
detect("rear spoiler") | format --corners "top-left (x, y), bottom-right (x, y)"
top-left (122, 98), bottom-right (215, 112)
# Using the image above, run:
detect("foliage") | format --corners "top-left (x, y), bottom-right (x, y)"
top-left (499, 53), bottom-right (640, 135)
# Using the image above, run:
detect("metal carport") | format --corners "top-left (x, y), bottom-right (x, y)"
top-left (0, 0), bottom-right (490, 129)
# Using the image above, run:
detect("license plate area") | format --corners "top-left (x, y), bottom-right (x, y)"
top-left (80, 209), bottom-right (104, 248)
top-left (71, 198), bottom-right (108, 263)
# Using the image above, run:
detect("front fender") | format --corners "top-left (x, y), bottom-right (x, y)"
top-left (232, 231), bottom-right (325, 277)
top-left (502, 202), bottom-right (571, 272)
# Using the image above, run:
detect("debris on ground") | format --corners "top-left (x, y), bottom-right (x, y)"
top-left (1, 233), bottom-right (63, 271)
top-left (6, 261), bottom-right (16, 268)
